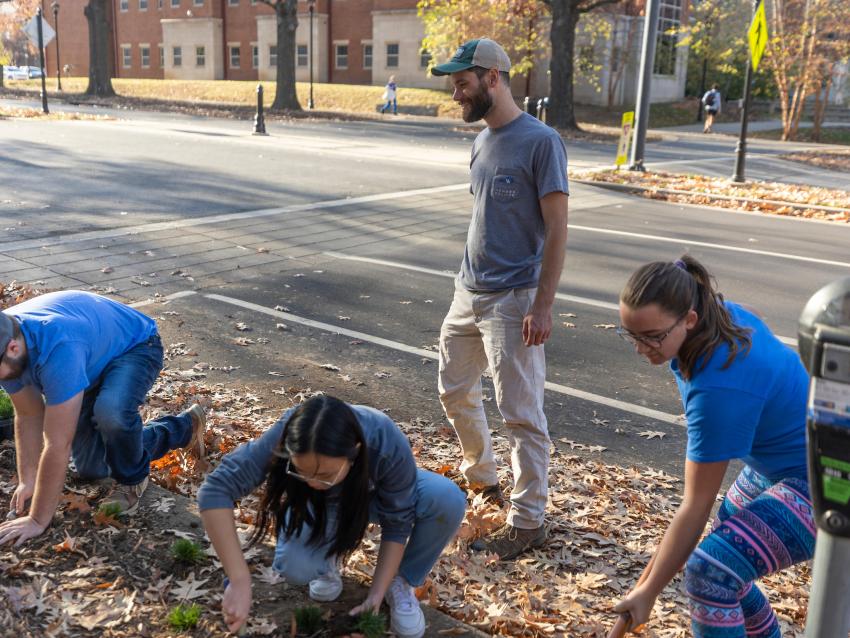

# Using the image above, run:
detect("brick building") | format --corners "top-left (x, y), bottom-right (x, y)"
top-left (40, 0), bottom-right (690, 105)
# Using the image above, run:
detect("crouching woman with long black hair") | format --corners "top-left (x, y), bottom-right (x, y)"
top-left (198, 395), bottom-right (467, 637)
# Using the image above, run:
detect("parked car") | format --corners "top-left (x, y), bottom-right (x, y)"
top-left (2, 66), bottom-right (30, 81)
top-left (26, 66), bottom-right (44, 79)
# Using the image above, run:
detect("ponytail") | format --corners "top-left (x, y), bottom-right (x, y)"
top-left (620, 254), bottom-right (751, 379)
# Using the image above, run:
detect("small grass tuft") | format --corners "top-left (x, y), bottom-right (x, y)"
top-left (170, 538), bottom-right (205, 564)
top-left (293, 605), bottom-right (325, 635)
top-left (354, 610), bottom-right (387, 638)
top-left (97, 502), bottom-right (123, 519)
top-left (0, 390), bottom-right (13, 420)
top-left (167, 603), bottom-right (202, 631)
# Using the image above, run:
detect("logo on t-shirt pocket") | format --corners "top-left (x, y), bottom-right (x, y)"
top-left (492, 170), bottom-right (520, 202)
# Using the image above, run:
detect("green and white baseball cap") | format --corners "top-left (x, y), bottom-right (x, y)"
top-left (431, 38), bottom-right (512, 76)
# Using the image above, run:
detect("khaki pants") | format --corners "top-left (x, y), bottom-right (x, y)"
top-left (438, 283), bottom-right (550, 528)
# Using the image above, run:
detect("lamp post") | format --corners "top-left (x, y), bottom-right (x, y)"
top-left (51, 0), bottom-right (62, 91)
top-left (308, 0), bottom-right (315, 109)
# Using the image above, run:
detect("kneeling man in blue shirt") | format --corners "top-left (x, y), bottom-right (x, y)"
top-left (0, 290), bottom-right (206, 546)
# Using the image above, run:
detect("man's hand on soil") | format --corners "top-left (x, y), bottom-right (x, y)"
top-left (0, 514), bottom-right (48, 546)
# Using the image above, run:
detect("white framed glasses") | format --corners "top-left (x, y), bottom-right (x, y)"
top-left (285, 458), bottom-right (348, 488)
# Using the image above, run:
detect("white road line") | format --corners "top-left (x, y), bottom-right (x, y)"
top-left (323, 251), bottom-right (621, 311)
top-left (0, 183), bottom-right (470, 253)
top-left (203, 292), bottom-right (684, 426)
top-left (570, 225), bottom-right (850, 270)
top-left (323, 250), bottom-right (799, 347)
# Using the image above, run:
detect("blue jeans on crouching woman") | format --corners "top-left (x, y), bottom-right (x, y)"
top-left (70, 334), bottom-right (193, 486)
top-left (273, 469), bottom-right (466, 586)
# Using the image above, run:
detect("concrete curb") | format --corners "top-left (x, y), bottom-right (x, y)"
top-left (572, 179), bottom-right (850, 216)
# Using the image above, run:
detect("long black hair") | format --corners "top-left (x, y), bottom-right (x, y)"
top-left (620, 254), bottom-right (752, 380)
top-left (248, 395), bottom-right (370, 560)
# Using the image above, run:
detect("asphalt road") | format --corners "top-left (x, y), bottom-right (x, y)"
top-left (3, 100), bottom-right (850, 479)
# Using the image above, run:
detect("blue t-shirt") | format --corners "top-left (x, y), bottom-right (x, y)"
top-left (460, 112), bottom-right (569, 292)
top-left (672, 302), bottom-right (808, 480)
top-left (0, 291), bottom-right (158, 405)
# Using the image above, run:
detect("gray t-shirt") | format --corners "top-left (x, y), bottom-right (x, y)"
top-left (459, 112), bottom-right (569, 292)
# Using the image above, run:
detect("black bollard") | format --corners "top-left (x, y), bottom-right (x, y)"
top-left (253, 84), bottom-right (267, 136)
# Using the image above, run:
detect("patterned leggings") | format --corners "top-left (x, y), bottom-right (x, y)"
top-left (685, 466), bottom-right (815, 637)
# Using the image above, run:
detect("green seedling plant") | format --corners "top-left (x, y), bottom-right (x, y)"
top-left (354, 610), bottom-right (386, 638)
top-left (97, 502), bottom-right (123, 519)
top-left (0, 390), bottom-right (14, 419)
top-left (293, 605), bottom-right (325, 635)
top-left (170, 538), bottom-right (205, 564)
top-left (167, 603), bottom-right (201, 631)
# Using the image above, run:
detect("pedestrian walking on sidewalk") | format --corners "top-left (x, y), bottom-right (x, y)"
top-left (613, 255), bottom-right (814, 637)
top-left (380, 75), bottom-right (398, 115)
top-left (199, 395), bottom-right (466, 638)
top-left (0, 290), bottom-right (206, 546)
top-left (430, 38), bottom-right (569, 561)
top-left (701, 83), bottom-right (721, 133)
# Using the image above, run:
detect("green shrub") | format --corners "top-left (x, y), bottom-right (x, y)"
top-left (167, 603), bottom-right (201, 631)
top-left (97, 502), bottom-right (123, 519)
top-left (293, 605), bottom-right (325, 635)
top-left (355, 610), bottom-right (387, 638)
top-left (0, 390), bottom-right (13, 419)
top-left (170, 538), bottom-right (205, 564)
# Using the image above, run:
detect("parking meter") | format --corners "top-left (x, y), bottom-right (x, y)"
top-left (798, 277), bottom-right (850, 637)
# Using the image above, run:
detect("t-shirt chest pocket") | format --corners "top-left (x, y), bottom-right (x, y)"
top-left (491, 167), bottom-right (522, 203)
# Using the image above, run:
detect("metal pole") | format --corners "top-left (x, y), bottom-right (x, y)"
top-left (36, 8), bottom-right (49, 114)
top-left (628, 0), bottom-right (660, 171)
top-left (253, 84), bottom-right (267, 135)
top-left (732, 0), bottom-right (761, 183)
top-left (308, 1), bottom-right (314, 109)
top-left (53, 2), bottom-right (62, 92)
top-left (805, 530), bottom-right (850, 637)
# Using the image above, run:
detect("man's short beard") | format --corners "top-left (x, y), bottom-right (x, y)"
top-left (462, 79), bottom-right (494, 123)
top-left (2, 351), bottom-right (28, 380)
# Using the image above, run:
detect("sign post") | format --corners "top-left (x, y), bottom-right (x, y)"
top-left (615, 111), bottom-right (635, 168)
top-left (23, 11), bottom-right (56, 114)
top-left (732, 0), bottom-right (768, 183)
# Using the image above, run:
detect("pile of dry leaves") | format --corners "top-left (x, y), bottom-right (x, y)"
top-left (573, 169), bottom-right (850, 222)
top-left (781, 150), bottom-right (850, 173)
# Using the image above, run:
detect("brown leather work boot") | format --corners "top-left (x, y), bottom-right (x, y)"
top-left (470, 522), bottom-right (546, 560)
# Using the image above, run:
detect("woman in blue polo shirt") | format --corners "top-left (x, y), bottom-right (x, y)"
top-left (612, 255), bottom-right (814, 637)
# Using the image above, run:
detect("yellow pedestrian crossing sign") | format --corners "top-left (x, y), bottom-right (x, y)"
top-left (748, 0), bottom-right (768, 71)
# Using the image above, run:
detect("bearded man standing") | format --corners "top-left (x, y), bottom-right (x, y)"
top-left (431, 39), bottom-right (569, 560)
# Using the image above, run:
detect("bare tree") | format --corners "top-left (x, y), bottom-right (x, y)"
top-left (545, 0), bottom-right (625, 131)
top-left (84, 0), bottom-right (115, 97)
top-left (261, 0), bottom-right (301, 111)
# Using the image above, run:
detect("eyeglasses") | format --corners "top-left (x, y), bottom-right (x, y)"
top-left (285, 458), bottom-right (348, 488)
top-left (617, 315), bottom-right (685, 349)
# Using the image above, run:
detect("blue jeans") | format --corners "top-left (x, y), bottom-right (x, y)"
top-left (380, 98), bottom-right (397, 114)
top-left (70, 334), bottom-right (193, 486)
top-left (272, 469), bottom-right (466, 586)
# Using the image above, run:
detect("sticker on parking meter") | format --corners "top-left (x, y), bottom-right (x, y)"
top-left (809, 377), bottom-right (850, 428)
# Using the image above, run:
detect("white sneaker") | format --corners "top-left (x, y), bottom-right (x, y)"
top-left (309, 564), bottom-right (343, 602)
top-left (385, 576), bottom-right (426, 638)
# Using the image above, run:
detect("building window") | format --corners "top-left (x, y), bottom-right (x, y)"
top-left (229, 45), bottom-right (241, 68)
top-left (362, 43), bottom-right (372, 69)
top-left (386, 43), bottom-right (399, 68)
top-left (196, 46), bottom-right (206, 67)
top-left (654, 0), bottom-right (681, 76)
top-left (269, 45), bottom-right (277, 67)
top-left (158, 0), bottom-right (162, 8)
top-left (121, 45), bottom-right (132, 68)
top-left (140, 45), bottom-right (150, 68)
top-left (193, 0), bottom-right (203, 5)
top-left (419, 43), bottom-right (431, 68)
top-left (251, 44), bottom-right (259, 69)
top-left (159, 44), bottom-right (164, 67)
top-left (171, 0), bottom-right (179, 8)
top-left (173, 46), bottom-right (182, 67)
top-left (297, 44), bottom-right (308, 67)
top-left (335, 44), bottom-right (348, 70)
top-left (119, 0), bottom-right (128, 11)
top-left (139, 0), bottom-right (148, 10)
top-left (228, 0), bottom-right (238, 5)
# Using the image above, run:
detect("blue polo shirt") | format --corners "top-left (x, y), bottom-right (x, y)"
top-left (671, 302), bottom-right (809, 480)
top-left (0, 291), bottom-right (157, 405)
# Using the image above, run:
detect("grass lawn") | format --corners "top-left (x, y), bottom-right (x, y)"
top-left (751, 126), bottom-right (850, 146)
